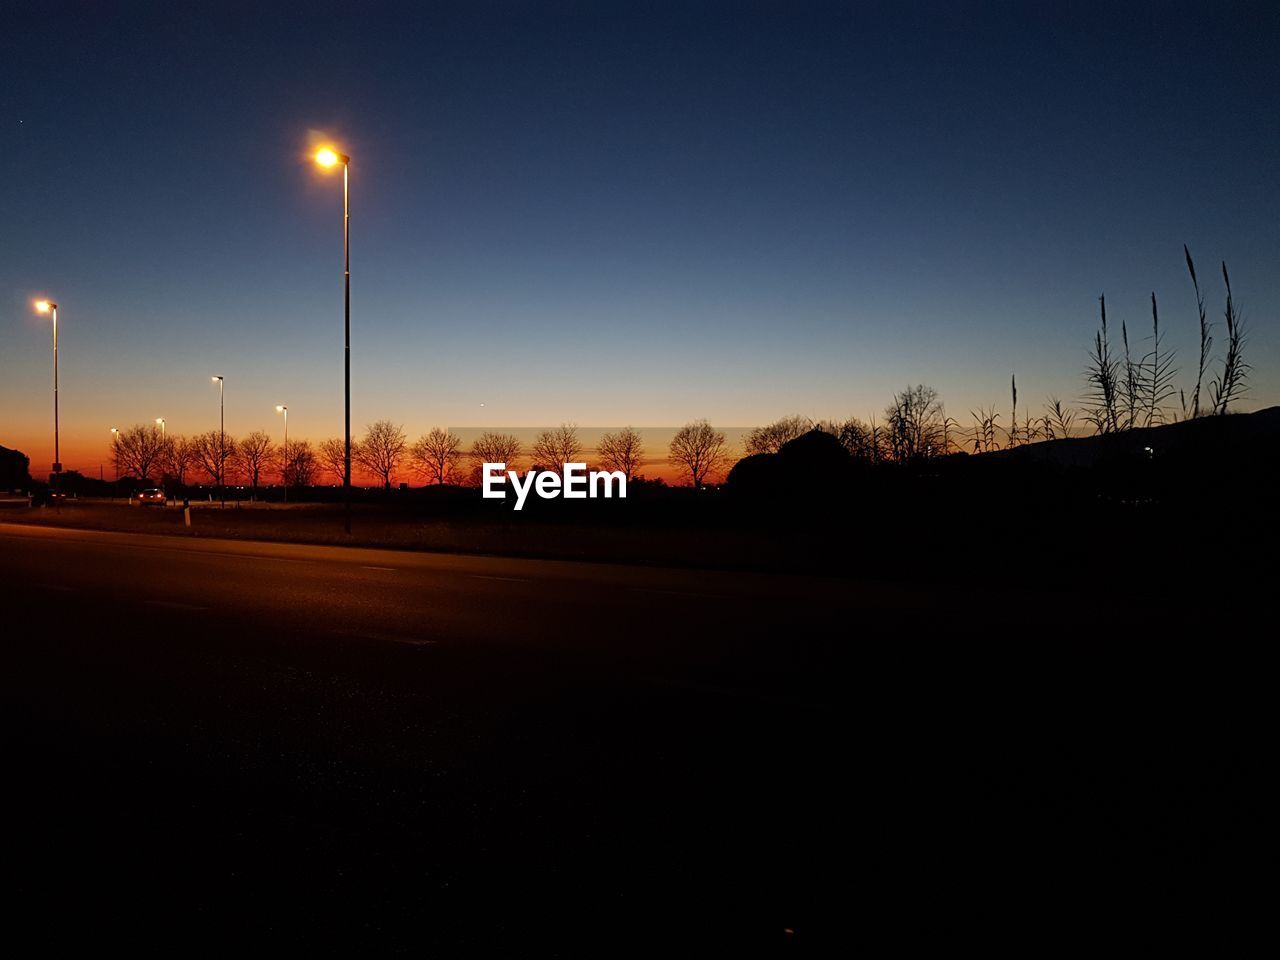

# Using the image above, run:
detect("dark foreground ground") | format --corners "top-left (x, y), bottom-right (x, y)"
top-left (0, 518), bottom-right (1271, 952)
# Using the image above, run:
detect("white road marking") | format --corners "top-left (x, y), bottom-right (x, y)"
top-left (360, 565), bottom-right (397, 572)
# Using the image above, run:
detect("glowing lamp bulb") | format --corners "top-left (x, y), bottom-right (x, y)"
top-left (35, 300), bottom-right (51, 313)
top-left (315, 149), bottom-right (340, 167)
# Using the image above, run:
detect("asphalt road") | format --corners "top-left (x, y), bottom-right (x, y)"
top-left (0, 521), bottom-right (1268, 950)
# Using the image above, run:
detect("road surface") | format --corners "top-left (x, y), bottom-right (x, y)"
top-left (0, 522), bottom-right (1266, 949)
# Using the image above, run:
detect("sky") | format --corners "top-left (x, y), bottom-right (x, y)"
top-left (2, 0), bottom-right (1277, 479)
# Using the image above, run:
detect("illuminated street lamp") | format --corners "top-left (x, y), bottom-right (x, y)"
top-left (155, 417), bottom-right (166, 437)
top-left (313, 145), bottom-right (352, 533)
top-left (276, 404), bottom-right (288, 502)
top-left (212, 376), bottom-right (225, 508)
top-left (33, 300), bottom-right (60, 496)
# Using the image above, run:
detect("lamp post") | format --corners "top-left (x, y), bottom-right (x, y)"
top-left (314, 146), bottom-right (352, 533)
top-left (110, 427), bottom-right (119, 500)
top-left (33, 300), bottom-right (60, 498)
top-left (276, 405), bottom-right (288, 503)
top-left (156, 417), bottom-right (166, 437)
top-left (212, 376), bottom-right (225, 508)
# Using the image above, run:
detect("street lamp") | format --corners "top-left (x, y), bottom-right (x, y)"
top-left (276, 404), bottom-right (288, 502)
top-left (212, 376), bottom-right (225, 508)
top-left (155, 417), bottom-right (166, 437)
top-left (110, 427), bottom-right (120, 500)
top-left (313, 145), bottom-right (352, 533)
top-left (34, 300), bottom-right (60, 498)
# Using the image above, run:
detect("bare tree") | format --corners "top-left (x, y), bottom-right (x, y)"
top-left (355, 420), bottom-right (408, 489)
top-left (884, 384), bottom-right (945, 462)
top-left (530, 424), bottom-right (582, 473)
top-left (318, 438), bottom-right (346, 485)
top-left (815, 417), bottom-right (880, 463)
top-left (410, 427), bottom-right (463, 485)
top-left (283, 440), bottom-right (316, 487)
top-left (114, 424), bottom-right (167, 481)
top-left (597, 426), bottom-right (645, 479)
top-left (161, 435), bottom-right (197, 486)
top-left (743, 415), bottom-right (813, 456)
top-left (191, 430), bottom-right (239, 487)
top-left (469, 431), bottom-right (523, 483)
top-left (668, 420), bottom-right (729, 487)
top-left (239, 430), bottom-right (275, 497)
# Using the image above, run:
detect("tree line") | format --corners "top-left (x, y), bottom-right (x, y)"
top-left (111, 421), bottom-right (677, 490)
top-left (108, 247), bottom-right (1253, 489)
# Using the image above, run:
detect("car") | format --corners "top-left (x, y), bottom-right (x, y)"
top-left (136, 488), bottom-right (167, 506)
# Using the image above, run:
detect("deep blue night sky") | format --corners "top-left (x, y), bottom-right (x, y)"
top-left (2, 1), bottom-right (1277, 471)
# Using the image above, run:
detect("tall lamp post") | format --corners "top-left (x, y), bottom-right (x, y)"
top-left (33, 300), bottom-right (59, 498)
top-left (212, 376), bottom-right (225, 508)
top-left (314, 146), bottom-right (352, 533)
top-left (275, 405), bottom-right (288, 503)
top-left (110, 427), bottom-right (119, 500)
top-left (156, 417), bottom-right (166, 437)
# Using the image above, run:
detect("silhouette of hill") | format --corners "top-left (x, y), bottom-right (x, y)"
top-left (980, 406), bottom-right (1280, 470)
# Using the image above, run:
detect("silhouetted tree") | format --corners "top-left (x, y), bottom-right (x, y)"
top-left (668, 420), bottom-right (729, 487)
top-left (530, 424), bottom-right (582, 473)
top-left (469, 431), bottom-right (523, 482)
top-left (239, 430), bottom-right (275, 496)
top-left (318, 438), bottom-right (346, 485)
top-left (283, 440), bottom-right (316, 487)
top-left (410, 427), bottom-right (463, 485)
top-left (160, 435), bottom-right (196, 487)
top-left (115, 424), bottom-right (167, 481)
top-left (0, 444), bottom-right (32, 490)
top-left (743, 415), bottom-right (813, 455)
top-left (884, 384), bottom-right (945, 462)
top-left (191, 430), bottom-right (239, 487)
top-left (355, 420), bottom-right (407, 489)
top-left (815, 417), bottom-right (881, 462)
top-left (597, 426), bottom-right (645, 479)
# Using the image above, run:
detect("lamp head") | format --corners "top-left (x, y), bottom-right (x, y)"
top-left (35, 300), bottom-right (55, 314)
top-left (276, 405), bottom-right (286, 413)
top-left (315, 148), bottom-right (348, 168)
